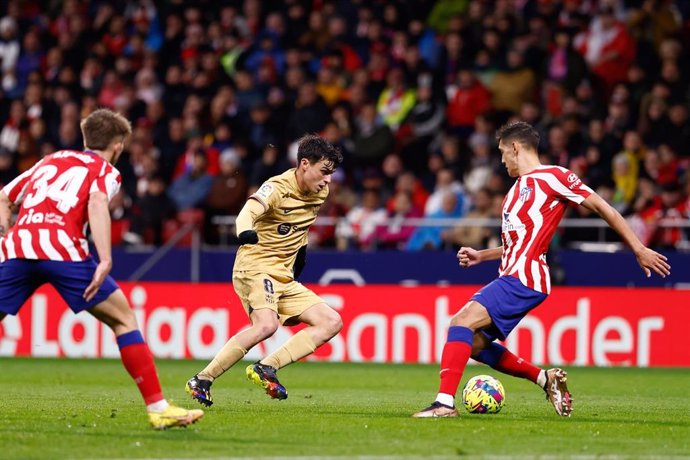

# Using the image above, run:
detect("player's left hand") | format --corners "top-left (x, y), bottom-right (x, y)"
top-left (83, 260), bottom-right (113, 302)
top-left (635, 247), bottom-right (671, 278)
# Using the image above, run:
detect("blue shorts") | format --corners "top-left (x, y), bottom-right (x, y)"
top-left (470, 275), bottom-right (548, 341)
top-left (0, 258), bottom-right (120, 316)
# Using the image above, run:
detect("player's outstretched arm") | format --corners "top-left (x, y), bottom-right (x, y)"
top-left (457, 246), bottom-right (502, 268)
top-left (84, 191), bottom-right (113, 301)
top-left (0, 191), bottom-right (12, 238)
top-left (581, 193), bottom-right (671, 278)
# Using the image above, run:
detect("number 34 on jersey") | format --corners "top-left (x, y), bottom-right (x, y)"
top-left (1, 150), bottom-right (121, 262)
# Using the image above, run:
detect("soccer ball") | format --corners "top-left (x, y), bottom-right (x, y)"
top-left (462, 375), bottom-right (506, 414)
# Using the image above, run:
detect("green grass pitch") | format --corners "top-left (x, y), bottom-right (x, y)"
top-left (0, 358), bottom-right (688, 459)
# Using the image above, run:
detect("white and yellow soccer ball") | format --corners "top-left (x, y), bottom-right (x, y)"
top-left (462, 375), bottom-right (506, 414)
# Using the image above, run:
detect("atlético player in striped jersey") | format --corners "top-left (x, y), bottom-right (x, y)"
top-left (414, 121), bottom-right (671, 418)
top-left (0, 109), bottom-right (203, 429)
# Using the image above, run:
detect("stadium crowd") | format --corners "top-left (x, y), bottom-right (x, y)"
top-left (0, 0), bottom-right (689, 251)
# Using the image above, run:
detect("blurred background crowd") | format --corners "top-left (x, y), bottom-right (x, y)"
top-left (0, 0), bottom-right (689, 251)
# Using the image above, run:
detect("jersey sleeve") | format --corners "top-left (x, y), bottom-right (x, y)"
top-left (547, 167), bottom-right (593, 204)
top-left (251, 180), bottom-right (283, 210)
top-left (89, 163), bottom-right (121, 200)
top-left (1, 158), bottom-right (45, 204)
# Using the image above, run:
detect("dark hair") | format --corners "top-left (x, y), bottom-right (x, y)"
top-left (80, 108), bottom-right (132, 150)
top-left (297, 134), bottom-right (343, 168)
top-left (496, 121), bottom-right (540, 151)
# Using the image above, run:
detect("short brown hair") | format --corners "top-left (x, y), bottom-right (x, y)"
top-left (496, 121), bottom-right (540, 151)
top-left (297, 134), bottom-right (343, 167)
top-left (80, 109), bottom-right (132, 151)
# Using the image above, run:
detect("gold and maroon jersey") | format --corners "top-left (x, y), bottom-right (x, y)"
top-left (234, 169), bottom-right (328, 279)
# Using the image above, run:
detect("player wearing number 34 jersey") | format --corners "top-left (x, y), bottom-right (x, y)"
top-left (0, 149), bottom-right (120, 261)
top-left (0, 109), bottom-right (203, 429)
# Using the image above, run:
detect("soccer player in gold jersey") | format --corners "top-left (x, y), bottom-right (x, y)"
top-left (186, 135), bottom-right (344, 405)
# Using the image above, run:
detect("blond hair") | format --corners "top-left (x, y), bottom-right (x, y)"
top-left (80, 109), bottom-right (132, 151)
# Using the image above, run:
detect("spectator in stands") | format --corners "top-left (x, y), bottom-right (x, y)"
top-left (352, 102), bottom-right (394, 172)
top-left (374, 190), bottom-right (422, 250)
top-left (387, 171), bottom-right (429, 215)
top-left (627, 0), bottom-right (681, 52)
top-left (168, 149), bottom-right (213, 211)
top-left (0, 100), bottom-right (25, 156)
top-left (407, 191), bottom-right (463, 251)
top-left (124, 174), bottom-right (176, 246)
top-left (308, 171), bottom-right (354, 249)
top-left (489, 47), bottom-right (537, 117)
top-left (638, 94), bottom-right (670, 148)
top-left (376, 67), bottom-right (416, 132)
top-left (249, 144), bottom-right (291, 194)
top-left (436, 134), bottom-right (465, 182)
top-left (335, 188), bottom-right (388, 251)
top-left (204, 148), bottom-right (248, 244)
top-left (611, 153), bottom-right (637, 214)
top-left (446, 68), bottom-right (491, 139)
top-left (247, 102), bottom-right (279, 155)
top-left (173, 131), bottom-right (220, 180)
top-left (399, 75), bottom-right (444, 172)
top-left (424, 168), bottom-right (465, 217)
top-left (286, 80), bottom-right (330, 142)
top-left (545, 27), bottom-right (588, 101)
top-left (665, 104), bottom-right (690, 156)
top-left (0, 16), bottom-right (19, 79)
top-left (1, 0), bottom-right (689, 251)
top-left (575, 6), bottom-right (636, 98)
top-left (633, 181), bottom-right (688, 249)
top-left (464, 136), bottom-right (494, 195)
top-left (442, 187), bottom-right (493, 250)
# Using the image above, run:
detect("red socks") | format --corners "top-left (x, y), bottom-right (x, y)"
top-left (116, 330), bottom-right (164, 405)
top-left (476, 342), bottom-right (541, 383)
top-left (438, 326), bottom-right (474, 397)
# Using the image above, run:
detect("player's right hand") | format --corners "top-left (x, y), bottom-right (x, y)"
top-left (83, 260), bottom-right (112, 302)
top-left (635, 247), bottom-right (671, 278)
top-left (238, 230), bottom-right (259, 245)
top-left (457, 247), bottom-right (481, 268)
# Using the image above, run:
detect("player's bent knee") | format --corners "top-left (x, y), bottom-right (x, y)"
top-left (449, 309), bottom-right (472, 327)
top-left (254, 320), bottom-right (280, 339)
top-left (326, 312), bottom-right (343, 336)
top-left (315, 306), bottom-right (342, 336)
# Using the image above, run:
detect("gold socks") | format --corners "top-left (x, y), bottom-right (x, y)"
top-left (261, 330), bottom-right (317, 369)
top-left (198, 337), bottom-right (248, 380)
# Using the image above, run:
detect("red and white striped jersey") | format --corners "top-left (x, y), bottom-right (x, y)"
top-left (499, 165), bottom-right (593, 294)
top-left (0, 150), bottom-right (121, 262)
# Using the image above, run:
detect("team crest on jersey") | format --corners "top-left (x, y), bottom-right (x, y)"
top-left (519, 186), bottom-right (533, 202)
